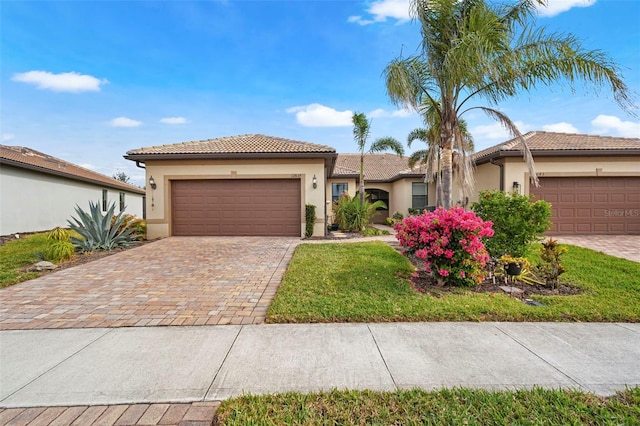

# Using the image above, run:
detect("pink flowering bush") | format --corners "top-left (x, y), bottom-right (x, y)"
top-left (394, 207), bottom-right (494, 287)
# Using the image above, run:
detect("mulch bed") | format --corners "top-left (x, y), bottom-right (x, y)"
top-left (7, 237), bottom-right (160, 276)
top-left (406, 255), bottom-right (581, 299)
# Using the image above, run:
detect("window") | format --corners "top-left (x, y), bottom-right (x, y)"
top-left (102, 189), bottom-right (108, 211)
top-left (412, 183), bottom-right (427, 210)
top-left (119, 192), bottom-right (125, 212)
top-left (332, 183), bottom-right (348, 203)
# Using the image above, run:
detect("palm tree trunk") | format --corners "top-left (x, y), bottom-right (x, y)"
top-left (359, 153), bottom-right (365, 205)
top-left (441, 128), bottom-right (454, 209)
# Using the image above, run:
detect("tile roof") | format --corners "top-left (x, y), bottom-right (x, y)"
top-left (332, 154), bottom-right (425, 181)
top-left (0, 145), bottom-right (145, 194)
top-left (474, 131), bottom-right (640, 162)
top-left (126, 134), bottom-right (336, 156)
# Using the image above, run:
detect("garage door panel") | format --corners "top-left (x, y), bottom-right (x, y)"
top-left (531, 177), bottom-right (640, 235)
top-left (171, 179), bottom-right (301, 236)
top-left (593, 193), bottom-right (608, 202)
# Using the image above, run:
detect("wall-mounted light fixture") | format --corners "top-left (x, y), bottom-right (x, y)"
top-left (312, 174), bottom-right (317, 189)
top-left (149, 176), bottom-right (157, 190)
top-left (512, 181), bottom-right (520, 193)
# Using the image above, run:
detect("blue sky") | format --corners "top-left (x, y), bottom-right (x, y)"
top-left (2, 0), bottom-right (639, 187)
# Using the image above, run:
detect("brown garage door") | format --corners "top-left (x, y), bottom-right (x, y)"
top-left (530, 177), bottom-right (640, 235)
top-left (171, 179), bottom-right (301, 236)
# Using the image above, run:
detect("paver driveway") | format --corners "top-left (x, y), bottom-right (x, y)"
top-left (0, 237), bottom-right (299, 330)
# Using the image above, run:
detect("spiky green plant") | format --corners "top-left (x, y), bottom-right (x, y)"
top-left (43, 240), bottom-right (75, 262)
top-left (68, 201), bottom-right (138, 252)
top-left (46, 227), bottom-right (72, 242)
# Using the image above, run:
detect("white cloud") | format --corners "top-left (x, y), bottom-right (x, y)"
top-left (472, 121), bottom-right (531, 140)
top-left (590, 114), bottom-right (640, 138)
top-left (110, 117), bottom-right (142, 128)
top-left (160, 117), bottom-right (189, 124)
top-left (286, 104), bottom-right (352, 127)
top-left (536, 0), bottom-right (596, 17)
top-left (369, 108), bottom-right (414, 118)
top-left (1, 133), bottom-right (15, 142)
top-left (348, 0), bottom-right (410, 25)
top-left (542, 122), bottom-right (578, 133)
top-left (12, 70), bottom-right (107, 93)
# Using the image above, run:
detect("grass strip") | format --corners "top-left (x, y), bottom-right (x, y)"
top-left (215, 387), bottom-right (640, 425)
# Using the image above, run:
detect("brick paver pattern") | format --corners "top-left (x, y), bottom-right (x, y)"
top-left (0, 402), bottom-right (219, 426)
top-left (0, 237), bottom-right (299, 330)
top-left (554, 235), bottom-right (640, 263)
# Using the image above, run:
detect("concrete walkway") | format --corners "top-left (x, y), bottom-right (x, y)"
top-left (2, 322), bottom-right (639, 411)
top-left (554, 235), bottom-right (640, 263)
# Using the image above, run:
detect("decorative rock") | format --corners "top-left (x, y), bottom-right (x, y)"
top-left (32, 261), bottom-right (58, 271)
top-left (498, 285), bottom-right (523, 295)
top-left (524, 299), bottom-right (545, 306)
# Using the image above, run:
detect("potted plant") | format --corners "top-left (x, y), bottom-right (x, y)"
top-left (500, 254), bottom-right (526, 276)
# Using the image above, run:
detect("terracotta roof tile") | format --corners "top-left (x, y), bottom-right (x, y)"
top-left (126, 134), bottom-right (336, 156)
top-left (0, 145), bottom-right (144, 194)
top-left (332, 154), bottom-right (424, 181)
top-left (474, 131), bottom-right (640, 161)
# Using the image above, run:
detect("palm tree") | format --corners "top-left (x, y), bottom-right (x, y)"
top-left (407, 105), bottom-right (475, 207)
top-left (352, 112), bottom-right (405, 204)
top-left (384, 0), bottom-right (634, 209)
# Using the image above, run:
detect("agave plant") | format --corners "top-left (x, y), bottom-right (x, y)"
top-left (68, 201), bottom-right (138, 252)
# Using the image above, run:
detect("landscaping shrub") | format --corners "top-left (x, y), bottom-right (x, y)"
top-left (46, 227), bottom-right (72, 242)
top-left (111, 214), bottom-right (147, 240)
top-left (42, 240), bottom-right (75, 262)
top-left (68, 201), bottom-right (139, 252)
top-left (333, 193), bottom-right (386, 232)
top-left (42, 227), bottom-right (75, 262)
top-left (361, 227), bottom-right (390, 237)
top-left (471, 190), bottom-right (551, 258)
top-left (394, 207), bottom-right (494, 287)
top-left (305, 204), bottom-right (316, 238)
top-left (385, 211), bottom-right (405, 226)
top-left (538, 238), bottom-right (568, 289)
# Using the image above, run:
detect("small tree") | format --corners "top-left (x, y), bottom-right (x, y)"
top-left (471, 190), bottom-right (551, 258)
top-left (352, 112), bottom-right (404, 204)
top-left (112, 171), bottom-right (131, 184)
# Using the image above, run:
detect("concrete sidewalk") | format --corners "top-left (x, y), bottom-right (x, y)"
top-left (1, 322), bottom-right (639, 409)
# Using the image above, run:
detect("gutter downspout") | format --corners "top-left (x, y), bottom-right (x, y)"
top-left (135, 161), bottom-right (145, 169)
top-left (489, 159), bottom-right (504, 191)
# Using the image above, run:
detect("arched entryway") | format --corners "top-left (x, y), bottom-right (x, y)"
top-left (365, 188), bottom-right (390, 224)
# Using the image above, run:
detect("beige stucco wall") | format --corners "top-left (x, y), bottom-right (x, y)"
top-left (144, 158), bottom-right (327, 239)
top-left (390, 179), bottom-right (437, 215)
top-left (0, 165), bottom-right (144, 235)
top-left (469, 156), bottom-right (640, 204)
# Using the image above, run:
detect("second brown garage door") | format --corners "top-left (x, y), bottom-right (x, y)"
top-left (530, 176), bottom-right (640, 235)
top-left (172, 179), bottom-right (301, 236)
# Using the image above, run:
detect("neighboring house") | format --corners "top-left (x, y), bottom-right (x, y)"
top-left (0, 145), bottom-right (145, 236)
top-left (124, 132), bottom-right (639, 239)
top-left (471, 132), bottom-right (640, 235)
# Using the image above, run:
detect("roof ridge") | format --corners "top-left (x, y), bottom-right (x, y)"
top-left (1, 144), bottom-right (144, 193)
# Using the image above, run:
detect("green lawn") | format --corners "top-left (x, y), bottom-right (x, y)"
top-left (214, 387), bottom-right (640, 425)
top-left (0, 233), bottom-right (50, 288)
top-left (266, 241), bottom-right (640, 323)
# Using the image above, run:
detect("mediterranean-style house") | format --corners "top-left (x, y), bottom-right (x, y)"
top-left (125, 132), bottom-right (640, 239)
top-left (1, 145), bottom-right (145, 236)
